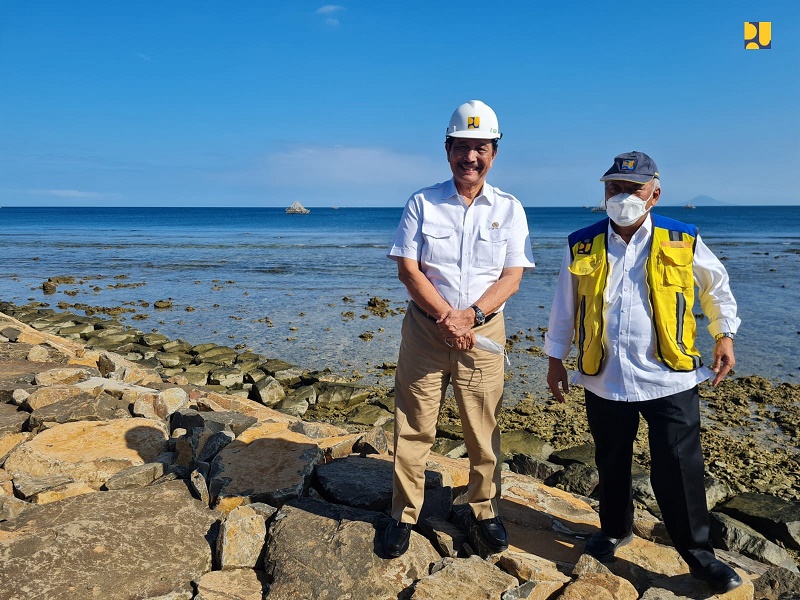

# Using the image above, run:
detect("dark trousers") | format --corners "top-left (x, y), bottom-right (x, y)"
top-left (585, 386), bottom-right (716, 569)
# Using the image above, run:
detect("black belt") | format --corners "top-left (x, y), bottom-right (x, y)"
top-left (411, 301), bottom-right (498, 325)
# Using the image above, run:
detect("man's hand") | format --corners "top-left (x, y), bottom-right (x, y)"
top-left (711, 337), bottom-right (735, 386)
top-left (547, 356), bottom-right (569, 403)
top-left (450, 329), bottom-right (476, 350)
top-left (437, 308), bottom-right (474, 338)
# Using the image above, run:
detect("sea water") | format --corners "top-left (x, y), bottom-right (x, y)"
top-left (0, 205), bottom-right (797, 401)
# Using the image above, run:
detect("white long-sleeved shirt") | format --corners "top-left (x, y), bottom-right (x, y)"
top-left (543, 215), bottom-right (740, 402)
top-left (388, 178), bottom-right (535, 311)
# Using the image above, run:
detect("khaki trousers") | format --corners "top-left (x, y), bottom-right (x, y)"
top-left (392, 301), bottom-right (506, 523)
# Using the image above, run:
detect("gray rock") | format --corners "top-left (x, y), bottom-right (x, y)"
top-left (0, 404), bottom-right (28, 435)
top-left (208, 366), bottom-right (244, 388)
top-left (189, 469), bottom-right (210, 506)
top-left (195, 346), bottom-right (237, 366)
top-left (346, 403), bottom-right (392, 427)
top-left (0, 495), bottom-right (31, 521)
top-left (103, 462), bottom-right (167, 490)
top-left (544, 462), bottom-right (599, 497)
top-left (417, 515), bottom-right (468, 558)
top-left (354, 426), bottom-right (390, 455)
top-left (710, 511), bottom-right (799, 573)
top-left (162, 339), bottom-right (193, 353)
top-left (250, 376), bottom-right (285, 406)
top-left (0, 328), bottom-right (20, 342)
top-left (28, 392), bottom-right (131, 432)
top-left (632, 473), bottom-right (660, 515)
top-left (170, 408), bottom-right (255, 438)
top-left (315, 455), bottom-right (396, 511)
top-left (502, 580), bottom-right (538, 600)
top-left (718, 492), bottom-right (800, 550)
top-left (753, 566), bottom-right (800, 600)
top-left (272, 367), bottom-right (303, 387)
top-left (12, 472), bottom-right (75, 499)
top-left (197, 430), bottom-right (235, 463)
top-left (431, 438), bottom-right (466, 456)
top-left (156, 352), bottom-right (194, 368)
top-left (500, 430), bottom-right (555, 461)
top-left (411, 554), bottom-right (518, 599)
top-left (705, 476), bottom-right (732, 510)
top-left (264, 497), bottom-right (439, 599)
top-left (0, 481), bottom-right (218, 600)
top-left (315, 381), bottom-right (371, 406)
top-left (508, 454), bottom-right (564, 480)
top-left (549, 443), bottom-right (596, 467)
top-left (273, 394), bottom-right (309, 418)
top-left (139, 333), bottom-right (170, 348)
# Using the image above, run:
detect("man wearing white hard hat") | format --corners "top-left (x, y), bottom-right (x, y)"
top-left (385, 100), bottom-right (535, 557)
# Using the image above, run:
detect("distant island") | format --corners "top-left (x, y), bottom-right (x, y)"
top-left (663, 194), bottom-right (729, 207)
top-left (286, 201), bottom-right (311, 214)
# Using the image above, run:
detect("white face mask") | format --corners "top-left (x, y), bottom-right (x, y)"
top-left (605, 192), bottom-right (652, 226)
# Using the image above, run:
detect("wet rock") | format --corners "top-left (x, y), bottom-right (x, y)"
top-left (4, 418), bottom-right (168, 488)
top-left (216, 505), bottom-right (268, 569)
top-left (411, 555), bottom-right (519, 599)
top-left (346, 403), bottom-right (392, 427)
top-left (544, 463), bottom-right (599, 497)
top-left (264, 497), bottom-right (439, 599)
top-left (194, 569), bottom-right (268, 600)
top-left (718, 492), bottom-right (800, 550)
top-left (162, 339), bottom-right (193, 353)
top-left (315, 381), bottom-right (371, 406)
top-left (250, 376), bottom-right (285, 407)
top-left (140, 332), bottom-right (170, 348)
top-left (0, 480), bottom-right (217, 600)
top-left (154, 300), bottom-right (173, 309)
top-left (549, 443), bottom-right (597, 467)
top-left (710, 511), bottom-right (799, 572)
top-left (28, 392), bottom-right (131, 432)
top-left (156, 351), bottom-right (194, 368)
top-left (501, 430), bottom-right (555, 461)
top-left (210, 422), bottom-right (321, 512)
top-left (508, 453), bottom-right (565, 480)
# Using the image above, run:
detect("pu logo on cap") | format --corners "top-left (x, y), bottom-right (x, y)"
top-left (467, 116), bottom-right (480, 129)
top-left (620, 159), bottom-right (636, 171)
top-left (745, 22), bottom-right (771, 49)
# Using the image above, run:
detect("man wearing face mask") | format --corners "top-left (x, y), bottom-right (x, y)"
top-left (544, 151), bottom-right (742, 593)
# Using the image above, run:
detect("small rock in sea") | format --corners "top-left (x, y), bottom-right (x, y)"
top-left (342, 296), bottom-right (355, 303)
top-left (132, 314), bottom-right (148, 320)
top-left (359, 331), bottom-right (374, 341)
top-left (185, 306), bottom-right (195, 312)
top-left (154, 300), bottom-right (173, 309)
top-left (42, 281), bottom-right (57, 294)
top-left (342, 311), bottom-right (355, 320)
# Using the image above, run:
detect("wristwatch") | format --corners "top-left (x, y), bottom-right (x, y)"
top-left (714, 332), bottom-right (735, 343)
top-left (471, 305), bottom-right (486, 327)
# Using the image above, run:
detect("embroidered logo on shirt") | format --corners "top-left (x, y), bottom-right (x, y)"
top-left (620, 159), bottom-right (636, 171)
top-left (467, 116), bottom-right (480, 129)
top-left (576, 239), bottom-right (593, 254)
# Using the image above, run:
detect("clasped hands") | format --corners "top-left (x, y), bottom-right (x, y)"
top-left (436, 308), bottom-right (475, 350)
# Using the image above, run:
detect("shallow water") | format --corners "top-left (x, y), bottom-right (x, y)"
top-left (0, 205), bottom-right (798, 402)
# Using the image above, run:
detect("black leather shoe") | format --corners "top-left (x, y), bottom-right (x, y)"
top-left (690, 559), bottom-right (743, 592)
top-left (475, 516), bottom-right (509, 552)
top-left (584, 531), bottom-right (634, 562)
top-left (383, 520), bottom-right (412, 558)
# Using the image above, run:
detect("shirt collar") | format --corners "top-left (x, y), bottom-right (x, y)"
top-left (445, 178), bottom-right (495, 205)
top-left (607, 213), bottom-right (653, 243)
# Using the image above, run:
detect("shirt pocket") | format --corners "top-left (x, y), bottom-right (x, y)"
top-left (476, 226), bottom-right (512, 267)
top-left (656, 246), bottom-right (694, 290)
top-left (421, 223), bottom-right (455, 263)
top-left (568, 254), bottom-right (603, 277)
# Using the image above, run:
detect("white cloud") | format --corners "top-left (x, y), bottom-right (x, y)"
top-left (325, 18), bottom-right (340, 26)
top-left (262, 144), bottom-right (443, 188)
top-left (316, 5), bottom-right (344, 14)
top-left (136, 52), bottom-right (152, 62)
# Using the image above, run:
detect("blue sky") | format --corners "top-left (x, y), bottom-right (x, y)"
top-left (1, 1), bottom-right (798, 207)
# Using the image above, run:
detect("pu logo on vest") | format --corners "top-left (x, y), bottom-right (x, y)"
top-left (467, 116), bottom-right (480, 129)
top-left (745, 22), bottom-right (771, 49)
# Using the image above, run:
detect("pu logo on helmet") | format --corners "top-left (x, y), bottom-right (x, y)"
top-left (744, 22), bottom-right (771, 49)
top-left (467, 116), bottom-right (480, 129)
top-left (620, 159), bottom-right (636, 171)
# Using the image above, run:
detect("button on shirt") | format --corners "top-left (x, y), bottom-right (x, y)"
top-left (388, 178), bottom-right (535, 310)
top-left (544, 216), bottom-right (740, 402)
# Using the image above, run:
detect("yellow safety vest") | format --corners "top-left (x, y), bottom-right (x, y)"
top-left (567, 215), bottom-right (703, 375)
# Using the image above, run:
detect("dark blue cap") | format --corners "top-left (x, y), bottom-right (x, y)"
top-left (600, 151), bottom-right (659, 184)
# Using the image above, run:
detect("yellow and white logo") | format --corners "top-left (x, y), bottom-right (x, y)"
top-left (467, 116), bottom-right (480, 129)
top-left (745, 22), bottom-right (771, 50)
top-left (621, 159), bottom-right (636, 171)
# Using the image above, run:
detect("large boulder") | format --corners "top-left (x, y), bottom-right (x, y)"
top-left (264, 497), bottom-right (439, 599)
top-left (411, 556), bottom-right (518, 599)
top-left (0, 480), bottom-right (218, 600)
top-left (209, 422), bottom-right (321, 512)
top-left (3, 418), bottom-right (168, 488)
top-left (718, 492), bottom-right (800, 551)
top-left (710, 511), bottom-right (799, 573)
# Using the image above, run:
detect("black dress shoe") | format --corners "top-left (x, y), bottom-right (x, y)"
top-left (383, 520), bottom-right (412, 558)
top-left (475, 516), bottom-right (509, 553)
top-left (584, 531), bottom-right (634, 562)
top-left (690, 559), bottom-right (743, 592)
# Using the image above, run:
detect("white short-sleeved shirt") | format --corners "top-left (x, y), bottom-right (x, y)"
top-left (544, 215), bottom-right (740, 401)
top-left (388, 178), bottom-right (535, 311)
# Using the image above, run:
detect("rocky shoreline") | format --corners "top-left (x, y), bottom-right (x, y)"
top-left (0, 303), bottom-right (798, 599)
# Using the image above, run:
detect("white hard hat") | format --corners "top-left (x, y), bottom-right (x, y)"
top-left (446, 100), bottom-right (502, 140)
